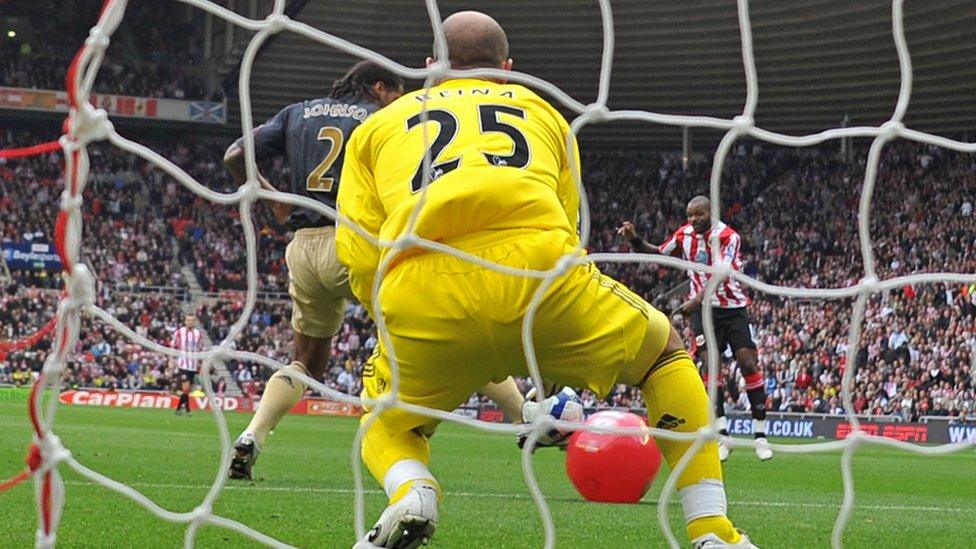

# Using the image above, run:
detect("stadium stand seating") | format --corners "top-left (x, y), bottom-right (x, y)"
top-left (2, 125), bottom-right (973, 419)
top-left (0, 0), bottom-right (222, 101)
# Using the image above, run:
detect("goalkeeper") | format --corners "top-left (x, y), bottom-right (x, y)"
top-left (337, 11), bottom-right (756, 549)
top-left (222, 61), bottom-right (528, 481)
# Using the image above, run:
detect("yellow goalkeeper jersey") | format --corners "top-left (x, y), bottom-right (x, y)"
top-left (336, 78), bottom-right (581, 314)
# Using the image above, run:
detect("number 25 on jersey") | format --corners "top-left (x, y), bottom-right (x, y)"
top-left (406, 105), bottom-right (530, 193)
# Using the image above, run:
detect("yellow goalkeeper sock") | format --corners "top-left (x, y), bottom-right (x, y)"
top-left (640, 350), bottom-right (739, 544)
top-left (688, 516), bottom-right (741, 545)
top-left (361, 412), bottom-right (436, 499)
top-left (479, 377), bottom-right (525, 421)
top-left (243, 362), bottom-right (308, 448)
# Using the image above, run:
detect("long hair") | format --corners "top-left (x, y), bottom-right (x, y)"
top-left (330, 61), bottom-right (403, 102)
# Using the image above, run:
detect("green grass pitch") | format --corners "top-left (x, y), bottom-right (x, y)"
top-left (1, 400), bottom-right (973, 547)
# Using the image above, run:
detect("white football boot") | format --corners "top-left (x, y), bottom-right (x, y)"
top-left (353, 481), bottom-right (439, 549)
top-left (517, 386), bottom-right (580, 450)
top-left (692, 530), bottom-right (759, 548)
top-left (718, 436), bottom-right (733, 462)
top-left (754, 437), bottom-right (773, 461)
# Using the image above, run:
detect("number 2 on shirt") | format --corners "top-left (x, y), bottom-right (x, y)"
top-left (306, 126), bottom-right (343, 193)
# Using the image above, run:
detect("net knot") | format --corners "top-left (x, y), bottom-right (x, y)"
top-left (528, 410), bottom-right (556, 433)
top-left (59, 192), bottom-right (83, 214)
top-left (391, 234), bottom-right (419, 252)
top-left (264, 14), bottom-right (291, 33)
top-left (699, 423), bottom-right (719, 441)
top-left (64, 264), bottom-right (96, 311)
top-left (732, 115), bottom-right (754, 133)
top-left (212, 346), bottom-right (232, 364)
top-left (844, 429), bottom-right (866, 447)
top-left (69, 104), bottom-right (113, 145)
top-left (86, 26), bottom-right (111, 52)
top-left (35, 434), bottom-right (72, 472)
top-left (192, 503), bottom-right (213, 523)
top-left (373, 392), bottom-right (397, 412)
top-left (517, 414), bottom-right (556, 451)
top-left (858, 274), bottom-right (880, 294)
top-left (426, 60), bottom-right (450, 83)
top-left (239, 180), bottom-right (260, 202)
top-left (553, 253), bottom-right (578, 277)
top-left (57, 134), bottom-right (79, 156)
top-left (880, 120), bottom-right (904, 139)
top-left (711, 260), bottom-right (733, 280)
top-left (582, 103), bottom-right (610, 124)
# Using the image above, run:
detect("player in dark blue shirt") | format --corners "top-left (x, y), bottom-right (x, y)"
top-left (225, 60), bottom-right (404, 229)
top-left (224, 61), bottom-right (403, 480)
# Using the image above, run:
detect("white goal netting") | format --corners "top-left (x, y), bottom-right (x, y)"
top-left (9, 0), bottom-right (976, 547)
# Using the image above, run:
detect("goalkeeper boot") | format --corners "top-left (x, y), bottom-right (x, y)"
top-left (754, 437), bottom-right (773, 461)
top-left (228, 435), bottom-right (259, 480)
top-left (355, 480), bottom-right (439, 549)
top-left (692, 530), bottom-right (759, 548)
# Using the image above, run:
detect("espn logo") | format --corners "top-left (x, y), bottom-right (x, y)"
top-left (835, 423), bottom-right (928, 443)
top-left (727, 418), bottom-right (814, 438)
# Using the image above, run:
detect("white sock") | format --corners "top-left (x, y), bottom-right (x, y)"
top-left (679, 479), bottom-right (729, 523)
top-left (383, 459), bottom-right (434, 499)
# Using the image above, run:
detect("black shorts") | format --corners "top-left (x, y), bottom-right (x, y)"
top-left (689, 307), bottom-right (757, 354)
top-left (179, 369), bottom-right (197, 383)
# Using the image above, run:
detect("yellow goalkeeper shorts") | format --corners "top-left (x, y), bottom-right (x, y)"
top-left (361, 229), bottom-right (671, 435)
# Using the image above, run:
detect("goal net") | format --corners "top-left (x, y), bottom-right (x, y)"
top-left (5, 0), bottom-right (976, 547)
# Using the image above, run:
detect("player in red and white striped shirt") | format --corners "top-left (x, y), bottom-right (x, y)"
top-left (619, 196), bottom-right (772, 461)
top-left (170, 314), bottom-right (203, 416)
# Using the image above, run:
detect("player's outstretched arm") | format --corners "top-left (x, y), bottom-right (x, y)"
top-left (222, 142), bottom-right (248, 185)
top-left (224, 108), bottom-right (294, 222)
top-left (676, 294), bottom-right (705, 317)
top-left (223, 142), bottom-right (291, 224)
top-left (617, 221), bottom-right (660, 254)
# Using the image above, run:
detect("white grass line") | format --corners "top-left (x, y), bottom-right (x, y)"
top-left (60, 480), bottom-right (976, 515)
top-left (36, 424), bottom-right (220, 440)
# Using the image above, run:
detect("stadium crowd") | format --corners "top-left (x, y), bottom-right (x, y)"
top-left (198, 298), bottom-right (375, 398)
top-left (0, 0), bottom-right (222, 101)
top-left (167, 139), bottom-right (290, 293)
top-left (1, 129), bottom-right (185, 290)
top-left (0, 286), bottom-right (186, 391)
top-left (608, 143), bottom-right (975, 420)
top-left (2, 124), bottom-right (974, 421)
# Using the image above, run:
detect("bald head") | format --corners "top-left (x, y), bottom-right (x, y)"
top-left (686, 195), bottom-right (712, 234)
top-left (439, 11), bottom-right (509, 70)
top-left (688, 196), bottom-right (710, 210)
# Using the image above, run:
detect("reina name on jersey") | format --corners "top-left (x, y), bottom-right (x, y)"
top-left (301, 102), bottom-right (369, 121)
top-left (413, 86), bottom-right (517, 101)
